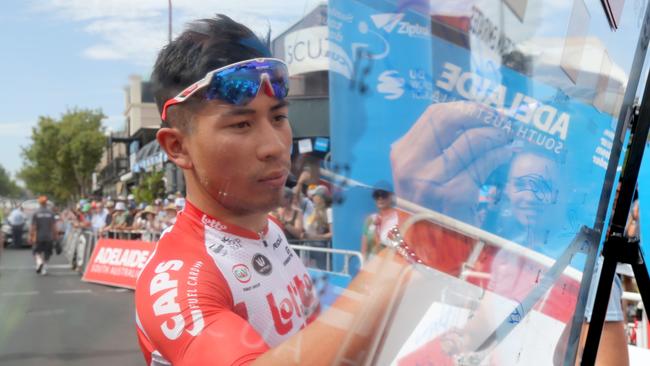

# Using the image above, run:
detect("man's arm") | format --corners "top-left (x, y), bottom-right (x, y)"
top-left (29, 221), bottom-right (36, 245)
top-left (253, 249), bottom-right (411, 365)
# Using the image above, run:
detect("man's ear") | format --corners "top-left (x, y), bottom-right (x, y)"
top-left (157, 127), bottom-right (193, 169)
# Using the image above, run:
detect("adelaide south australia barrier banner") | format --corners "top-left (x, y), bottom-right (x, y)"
top-left (82, 239), bottom-right (155, 289)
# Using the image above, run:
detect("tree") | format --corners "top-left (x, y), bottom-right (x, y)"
top-left (132, 170), bottom-right (166, 204)
top-left (0, 165), bottom-right (22, 198)
top-left (19, 109), bottom-right (106, 203)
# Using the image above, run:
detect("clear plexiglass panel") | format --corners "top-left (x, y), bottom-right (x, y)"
top-left (324, 0), bottom-right (648, 364)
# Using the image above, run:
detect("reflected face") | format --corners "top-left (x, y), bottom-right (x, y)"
top-left (505, 152), bottom-right (558, 227)
top-left (185, 93), bottom-right (292, 215)
top-left (374, 195), bottom-right (393, 210)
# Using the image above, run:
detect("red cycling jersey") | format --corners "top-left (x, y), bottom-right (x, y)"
top-left (135, 200), bottom-right (320, 366)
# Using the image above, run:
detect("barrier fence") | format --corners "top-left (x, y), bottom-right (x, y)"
top-left (60, 227), bottom-right (162, 274)
top-left (289, 239), bottom-right (364, 275)
top-left (59, 226), bottom-right (363, 279)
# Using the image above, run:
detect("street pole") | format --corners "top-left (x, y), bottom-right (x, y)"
top-left (168, 0), bottom-right (172, 43)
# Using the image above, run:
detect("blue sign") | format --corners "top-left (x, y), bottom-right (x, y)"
top-left (328, 0), bottom-right (618, 261)
top-left (314, 137), bottom-right (330, 152)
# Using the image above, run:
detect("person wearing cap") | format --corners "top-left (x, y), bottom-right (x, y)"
top-left (135, 205), bottom-right (161, 242)
top-left (29, 196), bottom-right (57, 275)
top-left (304, 185), bottom-right (332, 240)
top-left (73, 202), bottom-right (92, 230)
top-left (108, 201), bottom-right (129, 232)
top-left (361, 189), bottom-right (398, 260)
top-left (159, 203), bottom-right (177, 231)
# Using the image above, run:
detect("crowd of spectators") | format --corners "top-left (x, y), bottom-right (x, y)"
top-left (62, 192), bottom-right (186, 242)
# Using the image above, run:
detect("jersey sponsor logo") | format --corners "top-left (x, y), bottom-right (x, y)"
top-left (232, 263), bottom-right (251, 284)
top-left (283, 245), bottom-right (294, 266)
top-left (243, 282), bottom-right (261, 292)
top-left (252, 254), bottom-right (272, 276)
top-left (271, 235), bottom-right (283, 250)
top-left (221, 235), bottom-right (243, 251)
top-left (201, 214), bottom-right (228, 231)
top-left (208, 243), bottom-right (228, 256)
top-left (149, 260), bottom-right (204, 340)
top-left (266, 274), bottom-right (317, 335)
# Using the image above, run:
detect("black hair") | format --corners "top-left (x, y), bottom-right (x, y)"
top-left (151, 14), bottom-right (271, 130)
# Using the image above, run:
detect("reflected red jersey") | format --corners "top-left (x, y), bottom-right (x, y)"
top-left (135, 201), bottom-right (320, 366)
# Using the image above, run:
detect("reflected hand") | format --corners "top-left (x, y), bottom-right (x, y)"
top-left (391, 102), bottom-right (514, 223)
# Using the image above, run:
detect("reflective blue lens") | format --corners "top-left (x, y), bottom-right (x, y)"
top-left (205, 60), bottom-right (289, 105)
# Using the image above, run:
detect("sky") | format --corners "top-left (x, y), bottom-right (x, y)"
top-left (0, 0), bottom-right (323, 181)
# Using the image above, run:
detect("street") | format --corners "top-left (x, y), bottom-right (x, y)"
top-left (0, 247), bottom-right (142, 366)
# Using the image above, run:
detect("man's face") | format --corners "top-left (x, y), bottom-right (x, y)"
top-left (184, 93), bottom-right (292, 215)
top-left (505, 153), bottom-right (558, 227)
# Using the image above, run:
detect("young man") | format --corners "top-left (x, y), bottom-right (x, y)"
top-left (29, 196), bottom-right (57, 275)
top-left (134, 15), bottom-right (411, 366)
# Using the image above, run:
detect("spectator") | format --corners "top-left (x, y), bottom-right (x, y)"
top-left (136, 205), bottom-right (160, 242)
top-left (361, 189), bottom-right (398, 260)
top-left (125, 201), bottom-right (138, 230)
top-left (174, 192), bottom-right (186, 211)
top-left (153, 198), bottom-right (164, 220)
top-left (110, 201), bottom-right (129, 231)
top-left (7, 205), bottom-right (26, 248)
top-left (160, 203), bottom-right (177, 231)
top-left (90, 201), bottom-right (108, 234)
top-left (272, 187), bottom-right (304, 240)
top-left (103, 200), bottom-right (115, 228)
top-left (294, 170), bottom-right (314, 219)
top-left (74, 202), bottom-right (92, 230)
top-left (304, 185), bottom-right (332, 270)
top-left (304, 185), bottom-right (332, 241)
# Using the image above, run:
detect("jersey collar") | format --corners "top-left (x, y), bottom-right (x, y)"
top-left (182, 199), bottom-right (270, 240)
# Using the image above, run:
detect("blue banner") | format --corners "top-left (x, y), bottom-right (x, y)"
top-left (328, 0), bottom-right (618, 261)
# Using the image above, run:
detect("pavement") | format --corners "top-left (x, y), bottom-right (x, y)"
top-left (0, 246), bottom-right (143, 366)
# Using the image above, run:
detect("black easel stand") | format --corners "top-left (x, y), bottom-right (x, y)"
top-left (581, 100), bottom-right (650, 364)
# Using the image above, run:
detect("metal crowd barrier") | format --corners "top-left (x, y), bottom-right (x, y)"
top-left (61, 226), bottom-right (98, 274)
top-left (100, 229), bottom-right (161, 242)
top-left (59, 225), bottom-right (162, 275)
top-left (289, 239), bottom-right (364, 275)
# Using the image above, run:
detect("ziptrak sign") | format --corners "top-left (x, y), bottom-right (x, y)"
top-left (82, 239), bottom-right (155, 289)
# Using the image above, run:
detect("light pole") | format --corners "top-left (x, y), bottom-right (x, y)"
top-left (168, 0), bottom-right (172, 43)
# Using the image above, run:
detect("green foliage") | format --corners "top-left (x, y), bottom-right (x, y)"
top-left (19, 108), bottom-right (106, 203)
top-left (0, 165), bottom-right (22, 198)
top-left (132, 170), bottom-right (165, 204)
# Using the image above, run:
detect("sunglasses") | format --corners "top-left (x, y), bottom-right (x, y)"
top-left (373, 190), bottom-right (391, 199)
top-left (161, 58), bottom-right (290, 121)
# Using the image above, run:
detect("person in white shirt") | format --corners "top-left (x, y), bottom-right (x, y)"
top-left (90, 201), bottom-right (108, 234)
top-left (7, 206), bottom-right (26, 248)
